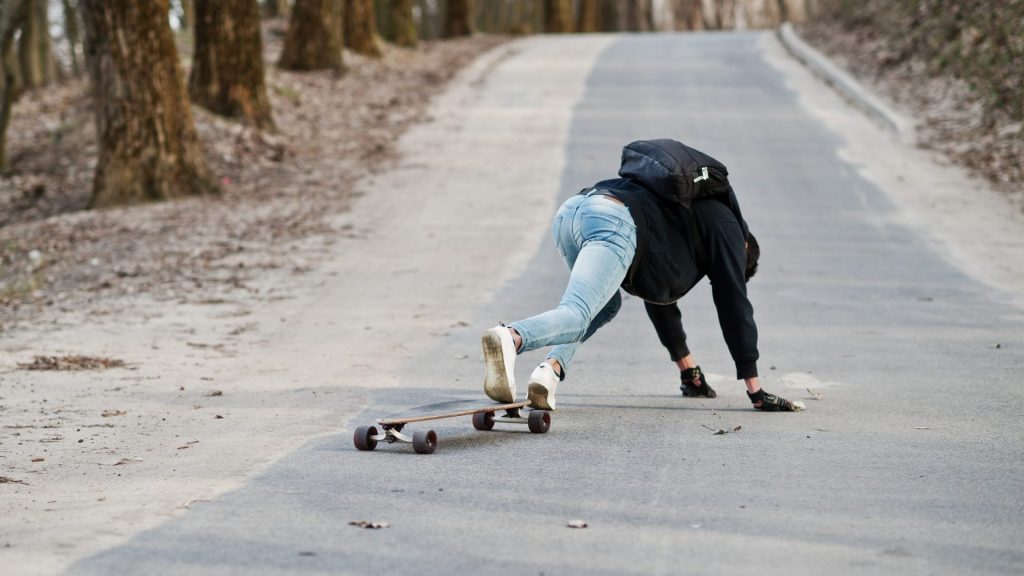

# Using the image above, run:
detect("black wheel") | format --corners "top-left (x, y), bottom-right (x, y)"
top-left (472, 411), bottom-right (495, 431)
top-left (412, 429), bottom-right (438, 454)
top-left (353, 426), bottom-right (378, 451)
top-left (528, 410), bottom-right (551, 434)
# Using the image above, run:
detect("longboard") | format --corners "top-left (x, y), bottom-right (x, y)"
top-left (353, 399), bottom-right (551, 455)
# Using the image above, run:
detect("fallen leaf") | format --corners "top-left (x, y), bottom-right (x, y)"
top-left (567, 519), bottom-right (588, 529)
top-left (349, 521), bottom-right (390, 529)
top-left (31, 457), bottom-right (45, 462)
top-left (113, 458), bottom-right (142, 466)
top-left (102, 409), bottom-right (126, 417)
top-left (0, 477), bottom-right (27, 485)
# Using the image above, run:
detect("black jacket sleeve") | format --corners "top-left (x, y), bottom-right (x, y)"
top-left (705, 218), bottom-right (759, 379)
top-left (644, 301), bottom-right (690, 362)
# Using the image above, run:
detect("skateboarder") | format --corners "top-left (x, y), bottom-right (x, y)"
top-left (482, 139), bottom-right (800, 412)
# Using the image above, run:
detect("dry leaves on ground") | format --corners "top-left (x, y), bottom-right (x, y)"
top-left (349, 521), bottom-right (390, 529)
top-left (17, 355), bottom-right (127, 371)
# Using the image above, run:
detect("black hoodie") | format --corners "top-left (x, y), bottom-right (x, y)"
top-left (589, 140), bottom-right (758, 379)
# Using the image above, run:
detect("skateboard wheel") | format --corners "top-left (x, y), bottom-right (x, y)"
top-left (412, 430), bottom-right (437, 454)
top-left (528, 410), bottom-right (551, 434)
top-left (354, 426), bottom-right (378, 451)
top-left (472, 411), bottom-right (495, 431)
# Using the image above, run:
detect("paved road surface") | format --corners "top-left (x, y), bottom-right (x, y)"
top-left (68, 33), bottom-right (1023, 575)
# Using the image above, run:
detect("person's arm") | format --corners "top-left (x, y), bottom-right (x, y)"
top-left (704, 219), bottom-right (759, 384)
top-left (643, 301), bottom-right (690, 362)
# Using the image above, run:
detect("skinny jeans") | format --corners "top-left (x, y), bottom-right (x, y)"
top-left (509, 192), bottom-right (637, 373)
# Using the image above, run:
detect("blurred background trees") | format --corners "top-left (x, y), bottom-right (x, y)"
top-left (0, 0), bottom-right (830, 205)
top-left (0, 0), bottom-right (898, 208)
top-left (278, 0), bottom-right (345, 71)
top-left (189, 0), bottom-right (275, 129)
top-left (79, 0), bottom-right (214, 207)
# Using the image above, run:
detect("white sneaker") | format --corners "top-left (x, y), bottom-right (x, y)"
top-left (527, 363), bottom-right (559, 411)
top-left (482, 326), bottom-right (517, 403)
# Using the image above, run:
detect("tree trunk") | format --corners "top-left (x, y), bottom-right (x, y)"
top-left (344, 0), bottom-right (381, 57)
top-left (577, 0), bottom-right (600, 32)
top-left (673, 0), bottom-right (704, 30)
top-left (386, 0), bottom-right (417, 47)
top-left (17, 0), bottom-right (51, 88)
top-left (600, 0), bottom-right (627, 32)
top-left (62, 0), bottom-right (82, 76)
top-left (189, 0), bottom-right (274, 129)
top-left (263, 0), bottom-right (290, 17)
top-left (543, 0), bottom-right (572, 33)
top-left (278, 0), bottom-right (344, 71)
top-left (444, 0), bottom-right (473, 37)
top-left (712, 0), bottom-right (736, 29)
top-left (180, 0), bottom-right (195, 28)
top-left (1, 0), bottom-right (29, 172)
top-left (624, 0), bottom-right (652, 31)
top-left (80, 0), bottom-right (215, 208)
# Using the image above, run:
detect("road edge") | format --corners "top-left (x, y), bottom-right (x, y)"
top-left (777, 22), bottom-right (916, 146)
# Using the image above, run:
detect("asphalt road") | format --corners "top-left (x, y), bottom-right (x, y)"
top-left (68, 33), bottom-right (1023, 575)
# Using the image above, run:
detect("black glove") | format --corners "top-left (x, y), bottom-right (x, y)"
top-left (747, 388), bottom-right (800, 412)
top-left (680, 366), bottom-right (716, 398)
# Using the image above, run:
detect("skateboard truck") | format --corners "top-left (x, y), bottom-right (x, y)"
top-left (353, 400), bottom-right (551, 455)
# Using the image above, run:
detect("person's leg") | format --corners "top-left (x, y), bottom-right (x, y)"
top-left (508, 197), bottom-right (635, 410)
top-left (509, 199), bottom-right (635, 353)
top-left (546, 289), bottom-right (622, 375)
top-left (481, 195), bottom-right (585, 403)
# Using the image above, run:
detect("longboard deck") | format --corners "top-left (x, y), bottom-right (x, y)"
top-left (378, 399), bottom-right (531, 426)
top-left (355, 398), bottom-right (550, 454)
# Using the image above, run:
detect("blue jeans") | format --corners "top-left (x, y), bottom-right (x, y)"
top-left (509, 192), bottom-right (637, 374)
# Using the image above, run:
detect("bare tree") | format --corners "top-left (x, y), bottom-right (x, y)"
top-left (444, 0), bottom-right (474, 37)
top-left (386, 0), bottom-right (417, 48)
top-left (1, 0), bottom-right (29, 172)
top-left (189, 0), bottom-right (274, 129)
top-left (577, 0), bottom-right (600, 32)
top-left (344, 0), bottom-right (381, 57)
top-left (17, 0), bottom-right (53, 88)
top-left (544, 0), bottom-right (572, 33)
top-left (673, 0), bottom-right (705, 30)
top-left (624, 0), bottom-right (652, 31)
top-left (263, 0), bottom-right (290, 17)
top-left (180, 0), bottom-right (195, 28)
top-left (279, 0), bottom-right (344, 71)
top-left (62, 0), bottom-right (82, 76)
top-left (80, 0), bottom-right (215, 207)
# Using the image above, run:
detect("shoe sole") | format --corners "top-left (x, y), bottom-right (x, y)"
top-left (482, 330), bottom-right (514, 403)
top-left (527, 383), bottom-right (554, 411)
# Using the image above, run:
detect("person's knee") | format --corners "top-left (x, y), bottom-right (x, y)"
top-left (605, 291), bottom-right (622, 320)
top-left (558, 304), bottom-right (592, 341)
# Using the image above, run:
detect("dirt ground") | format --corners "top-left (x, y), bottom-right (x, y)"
top-left (0, 23), bottom-right (505, 325)
top-left (799, 21), bottom-right (1023, 211)
top-left (0, 23), bottom-right (507, 574)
